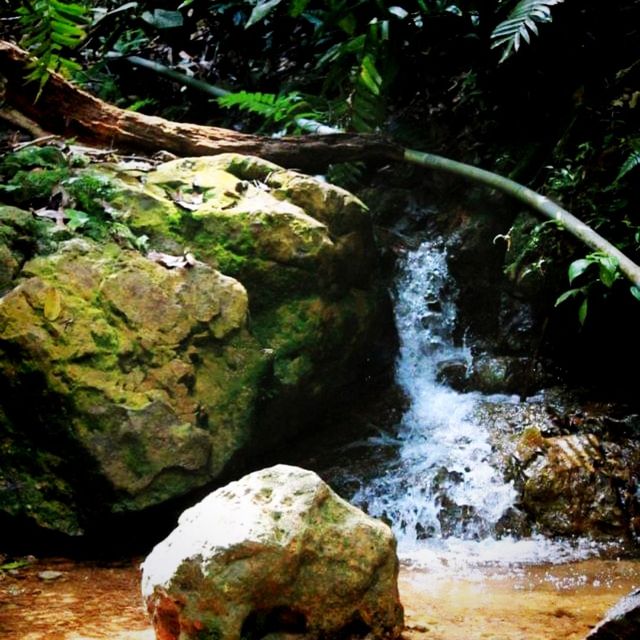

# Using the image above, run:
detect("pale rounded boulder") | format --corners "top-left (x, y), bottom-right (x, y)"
top-left (141, 464), bottom-right (404, 640)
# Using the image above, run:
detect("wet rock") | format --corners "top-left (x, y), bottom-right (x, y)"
top-left (445, 208), bottom-right (507, 346)
top-left (141, 465), bottom-right (403, 640)
top-left (465, 355), bottom-right (547, 396)
top-left (519, 433), bottom-right (640, 538)
top-left (493, 506), bottom-right (532, 538)
top-left (438, 354), bottom-right (551, 396)
top-left (473, 394), bottom-right (640, 540)
top-left (436, 358), bottom-right (468, 390)
top-left (587, 587), bottom-right (640, 639)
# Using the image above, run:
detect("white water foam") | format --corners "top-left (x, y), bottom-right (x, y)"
top-left (351, 240), bottom-right (610, 570)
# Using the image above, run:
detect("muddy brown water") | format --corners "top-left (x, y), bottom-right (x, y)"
top-left (1, 557), bottom-right (639, 640)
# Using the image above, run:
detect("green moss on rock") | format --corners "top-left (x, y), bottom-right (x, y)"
top-left (0, 152), bottom-right (387, 534)
top-left (0, 146), bottom-right (67, 177)
top-left (0, 237), bottom-right (266, 522)
top-left (0, 205), bottom-right (52, 293)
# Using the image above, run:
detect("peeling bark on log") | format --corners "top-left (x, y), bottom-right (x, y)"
top-left (0, 41), bottom-right (403, 171)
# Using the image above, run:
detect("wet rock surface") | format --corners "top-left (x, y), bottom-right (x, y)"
top-left (141, 465), bottom-right (404, 640)
top-left (476, 394), bottom-right (640, 540)
top-left (587, 587), bottom-right (640, 639)
top-left (439, 354), bottom-right (551, 397)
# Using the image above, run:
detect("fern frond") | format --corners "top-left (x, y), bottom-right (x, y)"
top-left (217, 91), bottom-right (320, 132)
top-left (18, 0), bottom-right (88, 96)
top-left (616, 149), bottom-right (640, 182)
top-left (349, 53), bottom-right (385, 132)
top-left (327, 161), bottom-right (366, 189)
top-left (218, 91), bottom-right (278, 116)
top-left (491, 0), bottom-right (565, 62)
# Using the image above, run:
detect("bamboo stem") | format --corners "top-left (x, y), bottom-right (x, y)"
top-left (404, 148), bottom-right (640, 288)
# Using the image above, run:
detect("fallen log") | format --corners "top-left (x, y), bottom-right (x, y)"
top-left (0, 40), bottom-right (403, 172)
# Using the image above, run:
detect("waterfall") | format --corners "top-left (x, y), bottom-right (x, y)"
top-left (349, 240), bottom-right (603, 567)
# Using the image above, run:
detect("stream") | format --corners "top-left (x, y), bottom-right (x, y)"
top-left (349, 239), bottom-right (521, 560)
top-left (1, 240), bottom-right (640, 639)
top-left (318, 239), bottom-right (632, 567)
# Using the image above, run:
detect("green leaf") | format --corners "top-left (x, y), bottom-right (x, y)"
top-left (51, 32), bottom-right (83, 47)
top-left (245, 0), bottom-right (283, 29)
top-left (316, 35), bottom-right (366, 68)
top-left (630, 286), bottom-right (640, 302)
top-left (359, 54), bottom-right (382, 96)
top-left (44, 287), bottom-right (62, 321)
top-left (18, 0), bottom-right (87, 92)
top-left (126, 98), bottom-right (156, 112)
top-left (133, 234), bottom-right (150, 252)
top-left (338, 13), bottom-right (357, 35)
top-left (578, 298), bottom-right (588, 325)
top-left (567, 258), bottom-right (591, 284)
top-left (66, 208), bottom-right (90, 230)
top-left (379, 19), bottom-right (390, 41)
top-left (51, 0), bottom-right (87, 18)
top-left (616, 149), bottom-right (640, 183)
top-left (491, 0), bottom-right (565, 62)
top-left (141, 9), bottom-right (184, 29)
top-left (217, 90), bottom-right (306, 131)
top-left (597, 256), bottom-right (619, 288)
top-left (0, 560), bottom-right (31, 572)
top-left (555, 288), bottom-right (581, 306)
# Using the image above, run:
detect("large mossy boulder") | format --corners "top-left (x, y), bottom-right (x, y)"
top-left (106, 154), bottom-right (376, 307)
top-left (141, 465), bottom-right (404, 640)
top-left (0, 154), bottom-right (388, 536)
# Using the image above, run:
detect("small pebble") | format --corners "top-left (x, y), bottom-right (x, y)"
top-left (38, 570), bottom-right (64, 581)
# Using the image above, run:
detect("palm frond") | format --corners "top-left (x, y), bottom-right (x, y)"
top-left (491, 0), bottom-right (565, 62)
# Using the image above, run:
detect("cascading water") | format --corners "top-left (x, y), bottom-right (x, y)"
top-left (348, 239), bottom-right (606, 568)
top-left (352, 241), bottom-right (516, 540)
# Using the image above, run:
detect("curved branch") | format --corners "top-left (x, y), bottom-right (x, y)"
top-left (404, 149), bottom-right (640, 288)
